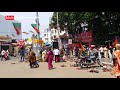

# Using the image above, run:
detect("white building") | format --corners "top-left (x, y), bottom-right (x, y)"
top-left (42, 28), bottom-right (52, 45)
top-left (0, 14), bottom-right (22, 40)
top-left (42, 27), bottom-right (69, 47)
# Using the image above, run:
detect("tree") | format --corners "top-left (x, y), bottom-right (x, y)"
top-left (51, 12), bottom-right (120, 45)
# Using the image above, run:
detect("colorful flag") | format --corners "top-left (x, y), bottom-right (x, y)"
top-left (6, 35), bottom-right (11, 38)
top-left (31, 24), bottom-right (40, 34)
top-left (29, 30), bottom-right (34, 33)
top-left (22, 32), bottom-right (29, 35)
top-left (12, 23), bottom-right (21, 35)
top-left (12, 34), bottom-right (15, 37)
top-left (80, 43), bottom-right (86, 51)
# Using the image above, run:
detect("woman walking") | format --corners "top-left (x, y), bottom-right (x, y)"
top-left (46, 48), bottom-right (54, 70)
top-left (113, 44), bottom-right (120, 78)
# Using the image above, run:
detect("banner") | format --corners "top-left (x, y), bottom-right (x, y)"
top-left (80, 31), bottom-right (93, 43)
top-left (31, 24), bottom-right (40, 34)
top-left (29, 30), bottom-right (34, 33)
top-left (33, 39), bottom-right (43, 44)
top-left (12, 23), bottom-right (21, 35)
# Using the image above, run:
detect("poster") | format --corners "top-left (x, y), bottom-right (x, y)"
top-left (80, 31), bottom-right (93, 43)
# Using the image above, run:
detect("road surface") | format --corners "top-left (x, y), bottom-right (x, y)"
top-left (0, 56), bottom-right (114, 78)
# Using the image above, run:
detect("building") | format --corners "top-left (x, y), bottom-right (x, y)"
top-left (0, 14), bottom-right (22, 52)
top-left (0, 14), bottom-right (22, 40)
top-left (42, 28), bottom-right (52, 46)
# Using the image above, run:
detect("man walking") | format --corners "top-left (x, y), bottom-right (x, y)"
top-left (53, 48), bottom-right (60, 62)
top-left (1, 49), bottom-right (5, 61)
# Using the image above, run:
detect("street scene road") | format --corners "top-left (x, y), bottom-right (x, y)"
top-left (0, 56), bottom-right (114, 78)
top-left (0, 12), bottom-right (120, 78)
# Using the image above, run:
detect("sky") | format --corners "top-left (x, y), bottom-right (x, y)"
top-left (0, 12), bottom-right (53, 39)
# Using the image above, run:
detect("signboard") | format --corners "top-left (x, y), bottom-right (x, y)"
top-left (33, 39), bottom-right (43, 44)
top-left (80, 31), bottom-right (93, 43)
top-left (68, 39), bottom-right (72, 44)
top-left (5, 15), bottom-right (14, 20)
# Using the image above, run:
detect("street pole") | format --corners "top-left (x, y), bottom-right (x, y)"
top-left (36, 12), bottom-right (40, 40)
top-left (57, 12), bottom-right (61, 50)
top-left (36, 12), bottom-right (41, 60)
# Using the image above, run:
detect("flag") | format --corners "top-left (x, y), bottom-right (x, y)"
top-left (114, 37), bottom-right (119, 48)
top-left (12, 23), bottom-right (21, 35)
top-left (11, 34), bottom-right (15, 37)
top-left (22, 32), bottom-right (29, 35)
top-left (80, 43), bottom-right (86, 51)
top-left (31, 24), bottom-right (40, 34)
top-left (29, 30), bottom-right (34, 33)
top-left (6, 35), bottom-right (11, 39)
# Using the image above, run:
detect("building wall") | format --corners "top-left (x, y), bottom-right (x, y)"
top-left (42, 28), bottom-right (52, 44)
top-left (0, 14), bottom-right (22, 40)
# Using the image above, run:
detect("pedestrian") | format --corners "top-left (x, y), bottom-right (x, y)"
top-left (46, 48), bottom-right (54, 70)
top-left (28, 50), bottom-right (39, 68)
top-left (4, 50), bottom-right (9, 60)
top-left (113, 44), bottom-right (120, 78)
top-left (63, 52), bottom-right (67, 62)
top-left (99, 46), bottom-right (104, 58)
top-left (104, 46), bottom-right (109, 59)
top-left (1, 49), bottom-right (5, 61)
top-left (60, 48), bottom-right (65, 62)
top-left (73, 47), bottom-right (76, 57)
top-left (20, 47), bottom-right (26, 62)
top-left (108, 46), bottom-right (113, 64)
top-left (53, 48), bottom-right (60, 62)
top-left (42, 49), bottom-right (47, 62)
top-left (75, 47), bottom-right (79, 59)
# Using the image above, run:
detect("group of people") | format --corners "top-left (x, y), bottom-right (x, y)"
top-left (41, 48), bottom-right (67, 70)
top-left (17, 47), bottom-right (67, 70)
top-left (1, 49), bottom-right (10, 61)
top-left (2, 44), bottom-right (120, 78)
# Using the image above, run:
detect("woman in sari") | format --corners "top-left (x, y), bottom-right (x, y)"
top-left (113, 44), bottom-right (120, 78)
top-left (46, 48), bottom-right (54, 70)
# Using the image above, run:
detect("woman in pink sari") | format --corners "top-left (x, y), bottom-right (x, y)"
top-left (46, 48), bottom-right (54, 70)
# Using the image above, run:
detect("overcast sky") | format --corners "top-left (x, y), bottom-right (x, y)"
top-left (0, 12), bottom-right (53, 39)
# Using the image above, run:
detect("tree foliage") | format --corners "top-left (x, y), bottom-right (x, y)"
top-left (51, 12), bottom-right (120, 45)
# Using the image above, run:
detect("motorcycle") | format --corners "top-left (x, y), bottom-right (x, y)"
top-left (79, 53), bottom-right (103, 68)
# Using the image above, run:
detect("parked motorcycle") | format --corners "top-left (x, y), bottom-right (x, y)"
top-left (79, 53), bottom-right (103, 68)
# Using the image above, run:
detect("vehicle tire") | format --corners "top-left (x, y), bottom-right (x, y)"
top-left (79, 60), bottom-right (87, 68)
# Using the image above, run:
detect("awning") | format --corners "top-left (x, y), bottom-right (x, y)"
top-left (45, 42), bottom-right (51, 46)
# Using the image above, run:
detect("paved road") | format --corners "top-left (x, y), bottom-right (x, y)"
top-left (0, 56), bottom-right (114, 78)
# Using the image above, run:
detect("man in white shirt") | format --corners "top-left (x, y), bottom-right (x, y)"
top-left (53, 48), bottom-right (60, 62)
top-left (1, 49), bottom-right (5, 61)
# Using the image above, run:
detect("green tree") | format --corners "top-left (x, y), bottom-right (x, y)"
top-left (51, 12), bottom-right (120, 45)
